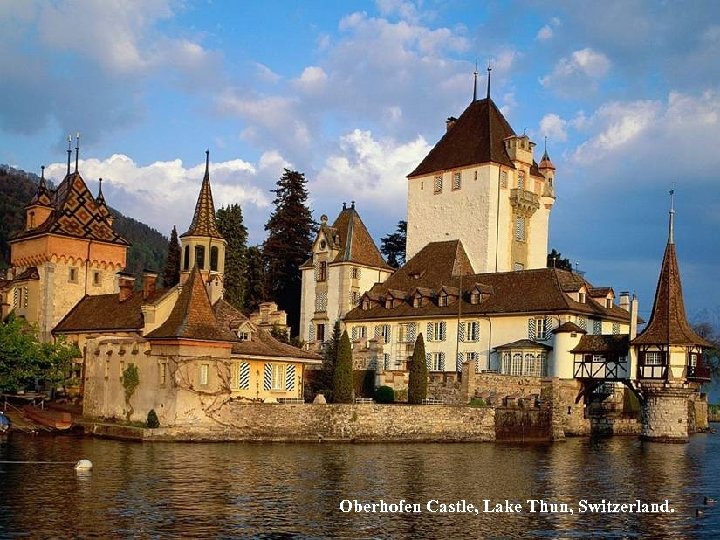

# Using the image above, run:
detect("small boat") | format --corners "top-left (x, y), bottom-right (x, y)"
top-left (22, 405), bottom-right (72, 431)
top-left (0, 411), bottom-right (10, 433)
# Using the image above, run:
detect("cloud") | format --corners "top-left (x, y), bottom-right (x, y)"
top-left (540, 48), bottom-right (611, 95)
top-left (43, 153), bottom-right (276, 242)
top-left (539, 114), bottom-right (568, 142)
top-left (294, 66), bottom-right (329, 93)
top-left (536, 25), bottom-right (553, 41)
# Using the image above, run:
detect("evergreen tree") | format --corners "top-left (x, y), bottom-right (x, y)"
top-left (263, 169), bottom-right (315, 335)
top-left (332, 330), bottom-right (354, 403)
top-left (162, 226), bottom-right (181, 287)
top-left (408, 333), bottom-right (428, 404)
top-left (244, 246), bottom-right (267, 312)
top-left (321, 321), bottom-right (341, 391)
top-left (216, 204), bottom-right (248, 310)
top-left (381, 220), bottom-right (407, 268)
top-left (547, 249), bottom-right (573, 271)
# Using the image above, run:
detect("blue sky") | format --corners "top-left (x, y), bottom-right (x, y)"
top-left (1, 0), bottom-right (719, 324)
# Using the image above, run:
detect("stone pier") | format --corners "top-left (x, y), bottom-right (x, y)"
top-left (639, 382), bottom-right (696, 442)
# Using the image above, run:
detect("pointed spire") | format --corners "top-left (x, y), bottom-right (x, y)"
top-left (40, 165), bottom-right (46, 189)
top-left (74, 132), bottom-right (80, 173)
top-left (668, 188), bottom-right (675, 245)
top-left (472, 61), bottom-right (478, 102)
top-left (97, 177), bottom-right (106, 203)
top-left (181, 150), bottom-right (223, 239)
top-left (486, 63), bottom-right (492, 100)
top-left (66, 135), bottom-right (72, 176)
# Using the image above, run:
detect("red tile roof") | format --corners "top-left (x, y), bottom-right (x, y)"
top-left (408, 97), bottom-right (516, 178)
top-left (572, 334), bottom-right (629, 354)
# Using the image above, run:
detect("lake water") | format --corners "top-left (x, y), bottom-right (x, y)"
top-left (1, 432), bottom-right (720, 538)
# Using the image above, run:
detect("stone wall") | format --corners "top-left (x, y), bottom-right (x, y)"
top-left (640, 383), bottom-right (695, 442)
top-left (688, 392), bottom-right (709, 433)
top-left (495, 407), bottom-right (551, 442)
top-left (427, 372), bottom-right (463, 405)
top-left (141, 403), bottom-right (496, 442)
top-left (463, 371), bottom-right (544, 405)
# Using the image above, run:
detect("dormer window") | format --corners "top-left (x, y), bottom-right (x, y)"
top-left (384, 298), bottom-right (393, 309)
top-left (413, 295), bottom-right (423, 308)
top-left (470, 291), bottom-right (480, 305)
top-left (362, 300), bottom-right (371, 310)
top-left (579, 292), bottom-right (586, 303)
top-left (438, 294), bottom-right (448, 307)
top-left (238, 331), bottom-right (251, 341)
top-left (606, 298), bottom-right (613, 309)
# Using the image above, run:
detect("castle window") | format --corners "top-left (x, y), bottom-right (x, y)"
top-left (199, 363), bottom-right (209, 386)
top-left (466, 321), bottom-right (480, 342)
top-left (318, 261), bottom-right (328, 282)
top-left (429, 352), bottom-right (445, 371)
top-left (500, 171), bottom-right (508, 189)
top-left (210, 246), bottom-right (219, 271)
top-left (92, 271), bottom-right (101, 286)
top-left (29, 211), bottom-right (35, 229)
top-left (376, 324), bottom-right (391, 344)
top-left (470, 291), bottom-right (480, 304)
top-left (517, 172), bottom-right (525, 190)
top-left (183, 246), bottom-right (190, 271)
top-left (271, 364), bottom-right (286, 390)
top-left (592, 319), bottom-right (602, 335)
top-left (452, 172), bottom-right (461, 190)
top-left (351, 291), bottom-right (360, 306)
top-left (427, 321), bottom-right (446, 342)
top-left (438, 294), bottom-right (448, 307)
top-left (514, 216), bottom-right (526, 241)
top-left (413, 295), bottom-right (423, 308)
top-left (195, 245), bottom-right (206, 270)
top-left (433, 176), bottom-right (443, 194)
top-left (316, 323), bottom-right (326, 342)
top-left (351, 267), bottom-right (360, 279)
top-left (159, 362), bottom-right (167, 386)
top-left (69, 267), bottom-right (78, 283)
top-left (315, 291), bottom-right (328, 312)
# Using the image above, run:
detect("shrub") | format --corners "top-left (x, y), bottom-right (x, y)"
top-left (469, 398), bottom-right (485, 408)
top-left (332, 331), bottom-right (354, 403)
top-left (146, 409), bottom-right (160, 428)
top-left (407, 334), bottom-right (428, 404)
top-left (375, 385), bottom-right (395, 404)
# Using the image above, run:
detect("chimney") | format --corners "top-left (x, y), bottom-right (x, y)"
top-left (118, 273), bottom-right (136, 302)
top-left (446, 116), bottom-right (457, 132)
top-left (143, 271), bottom-right (158, 300)
top-left (629, 294), bottom-right (639, 340)
top-left (619, 291), bottom-right (630, 312)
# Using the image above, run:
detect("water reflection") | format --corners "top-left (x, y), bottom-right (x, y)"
top-left (1, 434), bottom-right (719, 538)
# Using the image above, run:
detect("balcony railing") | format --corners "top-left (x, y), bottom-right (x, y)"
top-left (510, 188), bottom-right (540, 213)
top-left (573, 358), bottom-right (628, 380)
top-left (688, 362), bottom-right (712, 382)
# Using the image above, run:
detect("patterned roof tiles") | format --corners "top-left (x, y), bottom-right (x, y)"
top-left (181, 151), bottom-right (223, 239)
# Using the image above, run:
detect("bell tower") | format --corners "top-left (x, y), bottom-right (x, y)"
top-left (179, 151), bottom-right (227, 304)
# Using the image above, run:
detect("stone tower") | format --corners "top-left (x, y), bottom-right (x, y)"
top-left (6, 150), bottom-right (128, 341)
top-left (405, 75), bottom-right (555, 273)
top-left (632, 197), bottom-right (711, 442)
top-left (179, 151), bottom-right (227, 305)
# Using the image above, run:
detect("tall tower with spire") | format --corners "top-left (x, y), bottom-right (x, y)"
top-left (632, 193), bottom-right (711, 441)
top-left (179, 151), bottom-right (227, 304)
top-left (405, 70), bottom-right (556, 273)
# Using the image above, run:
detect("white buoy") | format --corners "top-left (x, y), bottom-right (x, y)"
top-left (74, 459), bottom-right (93, 471)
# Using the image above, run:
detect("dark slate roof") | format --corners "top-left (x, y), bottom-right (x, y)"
top-left (146, 267), bottom-right (235, 342)
top-left (494, 339), bottom-right (553, 351)
top-left (345, 241), bottom-right (630, 323)
top-left (632, 242), bottom-right (711, 347)
top-left (53, 288), bottom-right (169, 334)
top-left (181, 152), bottom-right (223, 239)
top-left (12, 172), bottom-right (129, 245)
top-left (572, 334), bottom-right (629, 354)
top-left (213, 299), bottom-right (321, 362)
top-left (408, 97), bottom-right (516, 177)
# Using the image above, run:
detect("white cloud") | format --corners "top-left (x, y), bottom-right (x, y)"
top-left (537, 25), bottom-right (553, 41)
top-left (540, 48), bottom-right (611, 94)
top-left (255, 63), bottom-right (282, 84)
top-left (539, 113), bottom-right (568, 142)
top-left (295, 66), bottom-right (329, 93)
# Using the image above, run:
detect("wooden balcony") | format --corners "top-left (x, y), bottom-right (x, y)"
top-left (574, 357), bottom-right (628, 380)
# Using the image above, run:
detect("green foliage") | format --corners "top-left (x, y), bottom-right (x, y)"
top-left (216, 204), bottom-right (248, 310)
top-left (353, 369), bottom-right (375, 398)
top-left (694, 322), bottom-right (719, 377)
top-left (270, 324), bottom-right (290, 343)
top-left (0, 314), bottom-right (78, 392)
top-left (547, 249), bottom-right (573, 271)
top-left (332, 330), bottom-right (354, 403)
top-left (375, 385), bottom-right (395, 404)
top-left (263, 169), bottom-right (316, 335)
top-left (623, 388), bottom-right (641, 414)
top-left (469, 397), bottom-right (486, 408)
top-left (244, 246), bottom-right (267, 312)
top-left (162, 226), bottom-right (181, 287)
top-left (407, 333), bottom-right (428, 404)
top-left (121, 364), bottom-right (140, 421)
top-left (146, 409), bottom-right (160, 428)
top-left (380, 220), bottom-right (407, 268)
top-left (112, 213), bottom-right (167, 282)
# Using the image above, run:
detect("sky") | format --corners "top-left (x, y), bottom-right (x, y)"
top-left (1, 0), bottom-right (719, 324)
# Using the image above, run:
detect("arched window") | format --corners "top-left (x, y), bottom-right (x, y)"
top-left (511, 353), bottom-right (523, 376)
top-left (183, 246), bottom-right (190, 271)
top-left (210, 246), bottom-right (219, 271)
top-left (195, 245), bottom-right (205, 270)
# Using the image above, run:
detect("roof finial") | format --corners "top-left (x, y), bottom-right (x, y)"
top-left (472, 61), bottom-right (478, 102)
top-left (204, 149), bottom-right (210, 180)
top-left (66, 135), bottom-right (72, 176)
top-left (351, 200), bottom-right (355, 209)
top-left (74, 132), bottom-right (80, 173)
top-left (486, 62), bottom-right (492, 100)
top-left (98, 177), bottom-right (104, 196)
top-left (342, 202), bottom-right (347, 210)
top-left (668, 187), bottom-right (675, 245)
top-left (40, 165), bottom-right (45, 180)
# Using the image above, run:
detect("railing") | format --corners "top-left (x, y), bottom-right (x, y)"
top-left (573, 358), bottom-right (628, 380)
top-left (354, 397), bottom-right (374, 404)
top-left (510, 188), bottom-right (540, 212)
top-left (688, 363), bottom-right (712, 382)
top-left (277, 398), bottom-right (305, 404)
top-left (421, 398), bottom-right (444, 405)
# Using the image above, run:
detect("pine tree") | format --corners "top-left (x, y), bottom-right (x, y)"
top-left (332, 330), bottom-right (354, 403)
top-left (161, 226), bottom-right (181, 287)
top-left (408, 333), bottom-right (428, 404)
top-left (244, 246), bottom-right (266, 312)
top-left (216, 204), bottom-right (248, 310)
top-left (263, 169), bottom-right (315, 335)
top-left (381, 220), bottom-right (407, 268)
top-left (321, 321), bottom-right (341, 391)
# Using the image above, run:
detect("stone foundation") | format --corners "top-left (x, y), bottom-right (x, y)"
top-left (639, 382), bottom-right (695, 442)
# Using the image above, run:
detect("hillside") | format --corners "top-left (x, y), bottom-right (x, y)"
top-left (0, 165), bottom-right (168, 281)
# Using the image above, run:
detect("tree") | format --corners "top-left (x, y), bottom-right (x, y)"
top-left (321, 321), bottom-right (341, 391)
top-left (216, 204), bottom-right (248, 310)
top-left (332, 330), bottom-right (354, 403)
top-left (244, 246), bottom-right (267, 312)
top-left (0, 315), bottom-right (78, 392)
top-left (694, 322), bottom-right (720, 377)
top-left (263, 169), bottom-right (315, 335)
top-left (547, 249), bottom-right (573, 271)
top-left (381, 220), bottom-right (407, 268)
top-left (162, 226), bottom-right (181, 287)
top-left (408, 333), bottom-right (428, 404)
